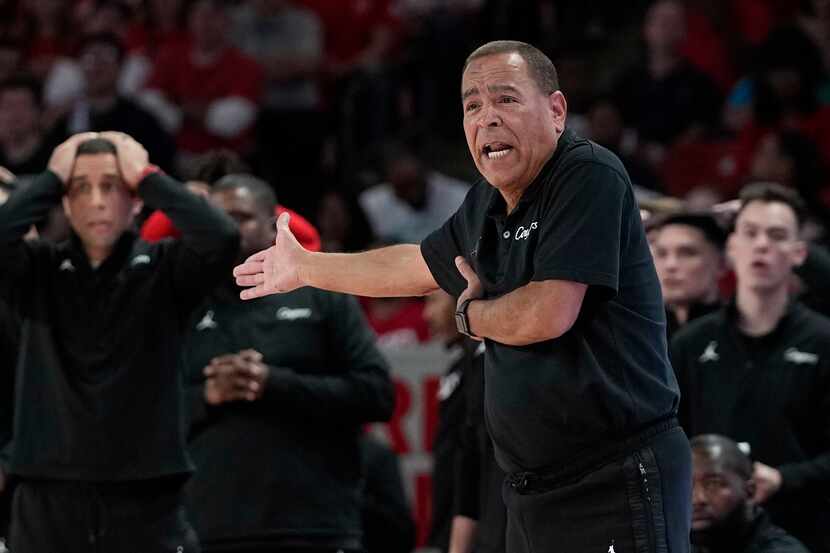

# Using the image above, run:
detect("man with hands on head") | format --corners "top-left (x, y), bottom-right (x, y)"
top-left (0, 131), bottom-right (239, 552)
top-left (235, 40), bottom-right (690, 553)
top-left (182, 174), bottom-right (395, 553)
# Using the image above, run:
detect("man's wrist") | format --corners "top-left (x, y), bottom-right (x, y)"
top-left (456, 298), bottom-right (479, 338)
top-left (135, 164), bottom-right (162, 188)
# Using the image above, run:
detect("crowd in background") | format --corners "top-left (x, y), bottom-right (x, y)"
top-left (1, 0), bottom-right (830, 552)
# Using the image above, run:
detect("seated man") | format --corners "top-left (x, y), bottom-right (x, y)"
top-left (691, 434), bottom-right (808, 553)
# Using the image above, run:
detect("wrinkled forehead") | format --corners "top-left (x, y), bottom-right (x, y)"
top-left (461, 52), bottom-right (531, 94)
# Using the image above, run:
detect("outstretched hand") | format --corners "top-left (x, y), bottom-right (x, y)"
top-left (234, 212), bottom-right (307, 300)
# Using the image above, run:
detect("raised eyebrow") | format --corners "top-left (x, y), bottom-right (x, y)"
top-left (462, 86), bottom-right (479, 102)
top-left (489, 84), bottom-right (521, 96)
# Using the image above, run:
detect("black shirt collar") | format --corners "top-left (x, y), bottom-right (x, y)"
top-left (485, 127), bottom-right (575, 220)
top-left (723, 297), bottom-right (802, 345)
top-left (68, 230), bottom-right (137, 274)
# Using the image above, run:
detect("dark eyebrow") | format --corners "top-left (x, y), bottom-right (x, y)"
top-left (462, 84), bottom-right (522, 102)
top-left (462, 86), bottom-right (479, 101)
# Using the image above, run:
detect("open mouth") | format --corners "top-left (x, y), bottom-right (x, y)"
top-left (482, 142), bottom-right (513, 160)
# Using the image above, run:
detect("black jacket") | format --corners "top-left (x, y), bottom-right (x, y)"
top-left (672, 301), bottom-right (830, 553)
top-left (692, 508), bottom-right (809, 553)
top-left (0, 170), bottom-right (239, 481)
top-left (182, 285), bottom-right (395, 549)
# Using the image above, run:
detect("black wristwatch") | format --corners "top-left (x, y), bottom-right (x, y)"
top-left (455, 298), bottom-right (478, 338)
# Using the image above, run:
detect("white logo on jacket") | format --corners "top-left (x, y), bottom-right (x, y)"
top-left (699, 341), bottom-right (719, 362)
top-left (784, 347), bottom-right (819, 365)
top-left (130, 254), bottom-right (151, 267)
top-left (59, 259), bottom-right (75, 272)
top-left (515, 221), bottom-right (539, 241)
top-left (196, 310), bottom-right (217, 331)
top-left (276, 307), bottom-right (312, 321)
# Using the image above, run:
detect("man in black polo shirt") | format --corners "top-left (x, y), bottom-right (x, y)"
top-left (0, 131), bottom-right (239, 552)
top-left (672, 182), bottom-right (830, 553)
top-left (651, 212), bottom-right (726, 339)
top-left (234, 40), bottom-right (690, 553)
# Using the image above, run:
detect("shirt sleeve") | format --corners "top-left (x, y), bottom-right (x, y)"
top-left (531, 161), bottom-right (629, 298)
top-left (420, 192), bottom-right (476, 298)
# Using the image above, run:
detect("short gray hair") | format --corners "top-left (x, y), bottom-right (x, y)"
top-left (463, 40), bottom-right (559, 95)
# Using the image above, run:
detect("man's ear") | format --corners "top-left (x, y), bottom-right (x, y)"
top-left (791, 239), bottom-right (808, 268)
top-left (548, 91), bottom-right (567, 134)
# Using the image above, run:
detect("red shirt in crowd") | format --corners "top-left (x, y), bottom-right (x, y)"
top-left (145, 40), bottom-right (263, 154)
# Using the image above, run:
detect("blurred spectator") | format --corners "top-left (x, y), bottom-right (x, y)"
top-left (121, 0), bottom-right (190, 93)
top-left (0, 40), bottom-right (23, 83)
top-left (0, 171), bottom-right (16, 543)
top-left (231, 0), bottom-right (327, 216)
top-left (20, 0), bottom-right (76, 80)
top-left (613, 0), bottom-right (722, 167)
top-left (359, 143), bottom-right (470, 244)
top-left (672, 183), bottom-right (830, 553)
top-left (691, 434), bottom-right (809, 553)
top-left (183, 173), bottom-right (395, 553)
top-left (748, 130), bottom-right (830, 225)
top-left (360, 295), bottom-right (430, 349)
top-left (360, 434), bottom-right (416, 553)
top-left (0, 76), bottom-right (64, 176)
top-left (586, 96), bottom-right (662, 192)
top-left (55, 33), bottom-right (176, 173)
top-left (652, 212), bottom-right (727, 339)
top-left (139, 148), bottom-right (321, 252)
top-left (422, 289), bottom-right (475, 553)
top-left (140, 0), bottom-right (263, 163)
top-left (301, 0), bottom-right (400, 174)
top-left (317, 187), bottom-right (376, 253)
top-left (797, 0), bottom-right (830, 103)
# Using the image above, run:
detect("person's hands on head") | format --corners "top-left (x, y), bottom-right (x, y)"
top-left (48, 132), bottom-right (101, 184)
top-left (234, 212), bottom-right (307, 300)
top-left (751, 462), bottom-right (782, 504)
top-left (98, 131), bottom-right (150, 191)
top-left (203, 350), bottom-right (269, 405)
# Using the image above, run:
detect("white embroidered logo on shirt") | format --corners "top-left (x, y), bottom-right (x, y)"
top-left (784, 347), bottom-right (819, 365)
top-left (196, 310), bottom-right (217, 331)
top-left (59, 259), bottom-right (75, 272)
top-left (276, 307), bottom-right (312, 321)
top-left (514, 221), bottom-right (539, 241)
top-left (130, 254), bottom-right (151, 267)
top-left (699, 341), bottom-right (720, 363)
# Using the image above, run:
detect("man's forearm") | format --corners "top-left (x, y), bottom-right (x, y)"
top-left (466, 280), bottom-right (585, 346)
top-left (300, 244), bottom-right (439, 298)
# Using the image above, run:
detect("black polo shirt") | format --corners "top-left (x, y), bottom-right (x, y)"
top-left (420, 129), bottom-right (678, 473)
